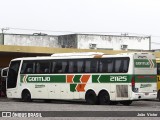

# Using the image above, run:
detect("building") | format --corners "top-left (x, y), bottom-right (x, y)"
top-left (58, 34), bottom-right (151, 51)
top-left (0, 33), bottom-right (151, 50)
top-left (0, 33), bottom-right (58, 48)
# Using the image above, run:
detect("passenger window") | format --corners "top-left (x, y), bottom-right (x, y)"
top-left (99, 59), bottom-right (114, 73)
top-left (123, 59), bottom-right (129, 72)
top-left (115, 59), bottom-right (122, 72)
top-left (90, 60), bottom-right (98, 73)
top-left (21, 61), bottom-right (35, 74)
top-left (51, 61), bottom-right (56, 73)
top-left (77, 61), bottom-right (84, 73)
top-left (85, 60), bottom-right (91, 73)
top-left (69, 61), bottom-right (77, 73)
top-left (35, 61), bottom-right (50, 74)
top-left (54, 62), bottom-right (63, 73)
top-left (62, 61), bottom-right (68, 73)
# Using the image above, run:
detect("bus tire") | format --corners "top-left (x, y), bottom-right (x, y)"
top-left (22, 90), bottom-right (32, 102)
top-left (98, 91), bottom-right (110, 105)
top-left (110, 101), bottom-right (119, 105)
top-left (44, 99), bottom-right (52, 103)
top-left (85, 90), bottom-right (97, 105)
top-left (120, 101), bottom-right (132, 106)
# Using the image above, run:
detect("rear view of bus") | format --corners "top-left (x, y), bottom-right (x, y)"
top-left (132, 53), bottom-right (157, 100)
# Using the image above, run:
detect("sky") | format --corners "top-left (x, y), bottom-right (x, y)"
top-left (0, 0), bottom-right (160, 49)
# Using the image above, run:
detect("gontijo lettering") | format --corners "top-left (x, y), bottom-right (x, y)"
top-left (135, 62), bottom-right (150, 66)
top-left (28, 77), bottom-right (50, 82)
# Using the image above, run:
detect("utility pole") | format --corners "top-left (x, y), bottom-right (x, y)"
top-left (1, 28), bottom-right (9, 45)
top-left (148, 36), bottom-right (151, 51)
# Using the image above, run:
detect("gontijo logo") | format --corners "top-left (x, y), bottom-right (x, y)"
top-left (135, 62), bottom-right (150, 66)
top-left (28, 77), bottom-right (50, 82)
top-left (22, 75), bottom-right (50, 83)
top-left (134, 59), bottom-right (156, 68)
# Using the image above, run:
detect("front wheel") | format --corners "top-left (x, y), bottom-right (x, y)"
top-left (120, 101), bottom-right (132, 106)
top-left (22, 90), bottom-right (32, 102)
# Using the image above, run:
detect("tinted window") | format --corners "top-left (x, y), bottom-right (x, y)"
top-left (99, 59), bottom-right (114, 73)
top-left (21, 61), bottom-right (35, 74)
top-left (68, 61), bottom-right (77, 73)
top-left (35, 61), bottom-right (50, 74)
top-left (54, 61), bottom-right (63, 73)
top-left (85, 60), bottom-right (91, 73)
top-left (20, 57), bottom-right (129, 74)
top-left (90, 59), bottom-right (99, 73)
top-left (77, 60), bottom-right (84, 73)
top-left (99, 58), bottom-right (129, 73)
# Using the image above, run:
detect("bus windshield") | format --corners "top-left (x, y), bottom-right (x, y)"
top-left (7, 61), bottom-right (21, 89)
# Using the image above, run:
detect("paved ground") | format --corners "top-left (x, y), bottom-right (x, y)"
top-left (0, 98), bottom-right (160, 120)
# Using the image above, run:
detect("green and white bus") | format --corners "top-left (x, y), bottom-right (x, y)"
top-left (1, 52), bottom-right (157, 105)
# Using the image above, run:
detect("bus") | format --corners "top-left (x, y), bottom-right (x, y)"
top-left (1, 52), bottom-right (157, 105)
top-left (156, 58), bottom-right (160, 101)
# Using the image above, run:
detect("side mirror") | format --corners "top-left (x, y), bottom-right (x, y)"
top-left (1, 67), bottom-right (8, 78)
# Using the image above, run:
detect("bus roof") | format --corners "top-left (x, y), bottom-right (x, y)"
top-left (117, 52), bottom-right (154, 56)
top-left (10, 52), bottom-right (155, 61)
top-left (51, 52), bottom-right (104, 57)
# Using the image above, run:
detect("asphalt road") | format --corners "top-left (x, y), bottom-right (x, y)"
top-left (0, 98), bottom-right (160, 120)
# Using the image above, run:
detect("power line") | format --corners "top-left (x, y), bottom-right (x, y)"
top-left (2, 27), bottom-right (124, 35)
top-left (2, 27), bottom-right (160, 38)
top-left (9, 27), bottom-right (74, 33)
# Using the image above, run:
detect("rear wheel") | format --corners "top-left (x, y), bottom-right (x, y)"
top-left (110, 101), bottom-right (119, 105)
top-left (22, 90), bottom-right (32, 102)
top-left (120, 101), bottom-right (132, 106)
top-left (98, 91), bottom-right (110, 105)
top-left (44, 99), bottom-right (52, 103)
top-left (85, 90), bottom-right (97, 105)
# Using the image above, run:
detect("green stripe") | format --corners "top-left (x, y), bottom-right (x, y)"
top-left (73, 75), bottom-right (81, 83)
top-left (92, 75), bottom-right (99, 83)
top-left (20, 74), bottom-right (157, 83)
top-left (70, 84), bottom-right (77, 92)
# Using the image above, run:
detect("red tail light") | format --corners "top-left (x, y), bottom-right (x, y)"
top-left (131, 76), bottom-right (135, 86)
top-left (132, 76), bottom-right (135, 92)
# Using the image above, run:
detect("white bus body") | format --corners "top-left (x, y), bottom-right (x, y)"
top-left (1, 52), bottom-right (157, 105)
